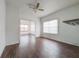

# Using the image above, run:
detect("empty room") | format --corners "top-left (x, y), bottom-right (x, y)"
top-left (0, 0), bottom-right (79, 58)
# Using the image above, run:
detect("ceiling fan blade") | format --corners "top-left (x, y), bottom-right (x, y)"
top-left (36, 3), bottom-right (40, 9)
top-left (38, 9), bottom-right (44, 11)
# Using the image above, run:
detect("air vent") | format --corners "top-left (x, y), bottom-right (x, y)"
top-left (63, 19), bottom-right (79, 26)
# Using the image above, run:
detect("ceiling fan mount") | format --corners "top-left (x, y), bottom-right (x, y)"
top-left (27, 0), bottom-right (44, 12)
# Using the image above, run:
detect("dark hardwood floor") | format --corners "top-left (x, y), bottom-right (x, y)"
top-left (1, 35), bottom-right (79, 58)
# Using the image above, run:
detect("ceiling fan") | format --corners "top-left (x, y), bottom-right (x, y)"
top-left (27, 0), bottom-right (44, 12)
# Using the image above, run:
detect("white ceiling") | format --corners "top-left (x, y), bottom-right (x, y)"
top-left (6, 0), bottom-right (79, 19)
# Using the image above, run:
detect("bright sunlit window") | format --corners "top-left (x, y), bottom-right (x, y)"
top-left (43, 19), bottom-right (58, 34)
top-left (20, 25), bottom-right (28, 32)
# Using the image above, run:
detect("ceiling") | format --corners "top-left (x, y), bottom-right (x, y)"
top-left (6, 0), bottom-right (79, 19)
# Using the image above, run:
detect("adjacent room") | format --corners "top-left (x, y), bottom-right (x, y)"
top-left (0, 0), bottom-right (79, 58)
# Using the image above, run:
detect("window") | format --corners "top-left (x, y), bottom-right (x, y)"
top-left (20, 20), bottom-right (36, 35)
top-left (20, 25), bottom-right (28, 32)
top-left (43, 19), bottom-right (58, 34)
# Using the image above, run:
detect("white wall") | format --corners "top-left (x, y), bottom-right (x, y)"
top-left (0, 0), bottom-right (6, 56)
top-left (35, 19), bottom-right (41, 37)
top-left (6, 3), bottom-right (19, 45)
top-left (40, 4), bottom-right (79, 46)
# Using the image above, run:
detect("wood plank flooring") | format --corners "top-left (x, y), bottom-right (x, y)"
top-left (1, 35), bottom-right (79, 58)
